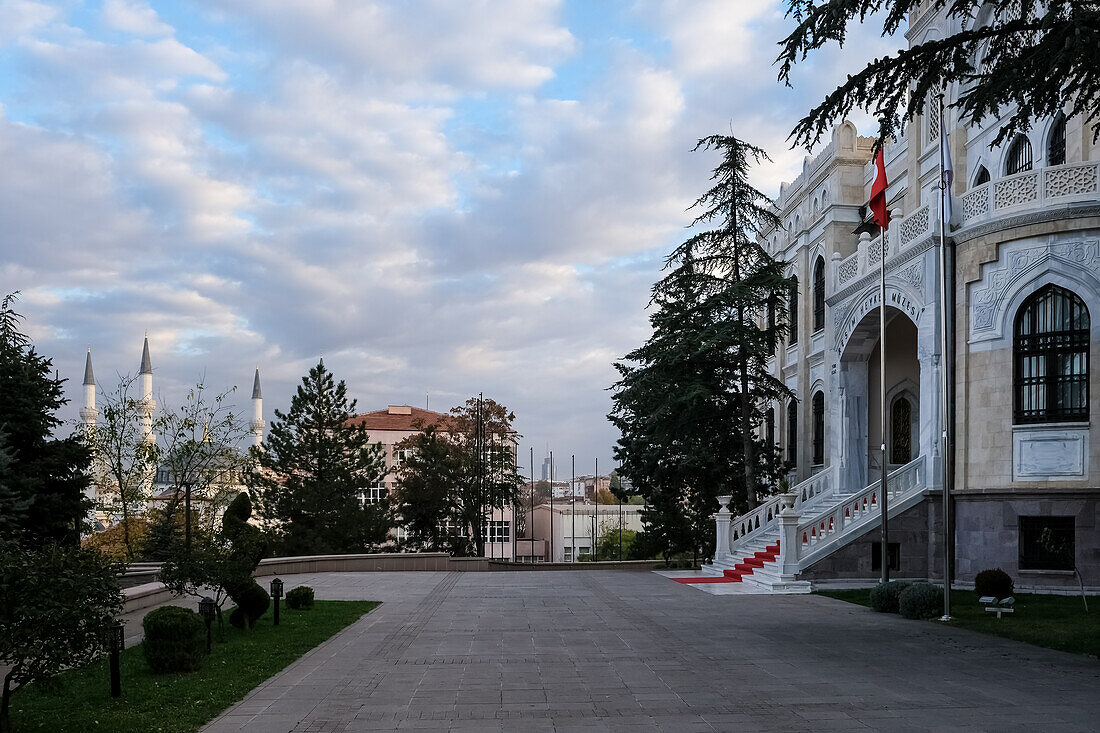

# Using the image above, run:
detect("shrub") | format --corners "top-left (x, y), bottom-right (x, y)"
top-left (228, 583), bottom-right (271, 630)
top-left (286, 586), bottom-right (315, 610)
top-left (142, 606), bottom-right (206, 673)
top-left (974, 568), bottom-right (1014, 600)
top-left (898, 582), bottom-right (944, 620)
top-left (222, 493), bottom-right (269, 630)
top-left (869, 580), bottom-right (911, 613)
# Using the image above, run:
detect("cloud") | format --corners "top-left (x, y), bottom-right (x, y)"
top-left (101, 0), bottom-right (174, 37)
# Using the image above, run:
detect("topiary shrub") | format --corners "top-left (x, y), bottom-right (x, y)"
top-left (898, 582), bottom-right (944, 620)
top-left (974, 568), bottom-right (1014, 600)
top-left (143, 605), bottom-right (206, 673)
top-left (222, 492), bottom-right (270, 630)
top-left (286, 586), bottom-right (315, 610)
top-left (869, 581), bottom-right (911, 613)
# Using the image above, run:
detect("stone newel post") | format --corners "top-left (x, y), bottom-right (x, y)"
top-left (777, 492), bottom-right (800, 581)
top-left (714, 495), bottom-right (733, 560)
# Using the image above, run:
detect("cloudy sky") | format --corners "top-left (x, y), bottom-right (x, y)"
top-left (0, 0), bottom-right (895, 476)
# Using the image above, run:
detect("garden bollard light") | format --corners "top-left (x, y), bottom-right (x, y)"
top-left (270, 577), bottom-right (284, 626)
top-left (109, 620), bottom-right (124, 698)
top-left (198, 596), bottom-right (216, 653)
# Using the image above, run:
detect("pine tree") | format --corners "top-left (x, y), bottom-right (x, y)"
top-left (610, 135), bottom-right (792, 560)
top-left (778, 0), bottom-right (1100, 149)
top-left (0, 293), bottom-right (92, 546)
top-left (250, 360), bottom-right (388, 555)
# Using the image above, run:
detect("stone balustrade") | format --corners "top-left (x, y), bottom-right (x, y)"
top-left (835, 204), bottom-right (935, 288)
top-left (961, 161), bottom-right (1099, 227)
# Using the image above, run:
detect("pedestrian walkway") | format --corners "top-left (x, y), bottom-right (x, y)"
top-left (203, 570), bottom-right (1100, 732)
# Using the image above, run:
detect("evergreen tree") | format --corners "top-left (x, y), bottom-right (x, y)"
top-left (250, 360), bottom-right (388, 555)
top-left (0, 293), bottom-right (92, 546)
top-left (778, 0), bottom-right (1100, 149)
top-left (610, 136), bottom-right (792, 560)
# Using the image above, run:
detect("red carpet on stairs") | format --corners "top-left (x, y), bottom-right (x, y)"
top-left (669, 542), bottom-right (781, 585)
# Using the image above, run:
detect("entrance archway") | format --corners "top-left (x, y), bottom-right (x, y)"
top-left (836, 305), bottom-right (922, 491)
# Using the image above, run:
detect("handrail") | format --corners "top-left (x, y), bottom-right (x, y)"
top-left (726, 465), bottom-right (836, 554)
top-left (796, 454), bottom-right (925, 556)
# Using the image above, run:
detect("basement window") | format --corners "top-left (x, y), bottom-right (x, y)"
top-left (870, 542), bottom-right (900, 572)
top-left (1019, 516), bottom-right (1075, 571)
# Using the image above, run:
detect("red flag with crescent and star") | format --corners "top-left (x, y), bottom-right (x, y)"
top-left (870, 147), bottom-right (890, 230)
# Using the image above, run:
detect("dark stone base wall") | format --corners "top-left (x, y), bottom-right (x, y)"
top-left (954, 492), bottom-right (1100, 589)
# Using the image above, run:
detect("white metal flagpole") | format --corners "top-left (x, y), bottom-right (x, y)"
top-left (879, 222), bottom-right (889, 584)
top-left (937, 92), bottom-right (953, 621)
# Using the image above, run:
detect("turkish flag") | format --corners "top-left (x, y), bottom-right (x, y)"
top-left (870, 147), bottom-right (890, 230)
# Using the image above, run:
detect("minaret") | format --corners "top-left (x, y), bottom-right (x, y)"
top-left (139, 334), bottom-right (156, 444)
top-left (80, 348), bottom-right (97, 429)
top-left (250, 367), bottom-right (265, 448)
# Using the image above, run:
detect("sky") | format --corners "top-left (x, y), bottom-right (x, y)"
top-left (0, 0), bottom-right (897, 477)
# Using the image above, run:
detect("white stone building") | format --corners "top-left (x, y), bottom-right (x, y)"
top-left (707, 3), bottom-right (1099, 592)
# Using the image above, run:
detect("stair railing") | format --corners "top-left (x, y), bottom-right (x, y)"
top-left (794, 454), bottom-right (926, 562)
top-left (721, 466), bottom-right (836, 558)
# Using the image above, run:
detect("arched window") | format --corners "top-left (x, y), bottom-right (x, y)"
top-left (974, 165), bottom-right (990, 186)
top-left (767, 300), bottom-right (777, 356)
top-left (812, 392), bottom-right (825, 465)
top-left (766, 407), bottom-right (775, 448)
top-left (890, 397), bottom-right (912, 464)
top-left (1048, 114), bottom-right (1067, 166)
top-left (786, 401), bottom-right (798, 467)
top-left (788, 278), bottom-right (799, 345)
top-left (813, 257), bottom-right (826, 332)
top-left (1006, 135), bottom-right (1033, 176)
top-left (1014, 284), bottom-right (1090, 424)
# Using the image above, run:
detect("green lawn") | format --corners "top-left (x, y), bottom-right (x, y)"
top-left (817, 588), bottom-right (1099, 658)
top-left (10, 600), bottom-right (379, 733)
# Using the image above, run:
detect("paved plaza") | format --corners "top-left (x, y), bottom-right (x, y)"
top-left (202, 571), bottom-right (1099, 732)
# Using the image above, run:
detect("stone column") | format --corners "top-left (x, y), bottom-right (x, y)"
top-left (714, 495), bottom-right (732, 560)
top-left (777, 493), bottom-right (801, 581)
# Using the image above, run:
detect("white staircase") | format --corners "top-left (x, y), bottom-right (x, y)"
top-left (702, 455), bottom-right (929, 593)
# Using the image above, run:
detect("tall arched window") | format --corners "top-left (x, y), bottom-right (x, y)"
top-left (766, 407), bottom-right (775, 448)
top-left (786, 401), bottom-right (798, 467)
top-left (1014, 284), bottom-right (1090, 424)
top-left (890, 396), bottom-right (912, 464)
top-left (812, 392), bottom-right (824, 465)
top-left (1006, 135), bottom-right (1033, 176)
top-left (1048, 114), bottom-right (1067, 166)
top-left (813, 257), bottom-right (826, 332)
top-left (788, 278), bottom-right (799, 345)
top-left (974, 165), bottom-right (990, 186)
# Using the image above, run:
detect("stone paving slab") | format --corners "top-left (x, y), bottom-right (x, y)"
top-left (202, 570), bottom-right (1099, 732)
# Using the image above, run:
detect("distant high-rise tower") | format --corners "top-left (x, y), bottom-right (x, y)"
top-left (541, 456), bottom-right (553, 481)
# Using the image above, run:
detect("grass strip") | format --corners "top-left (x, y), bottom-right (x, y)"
top-left (11, 600), bottom-right (379, 733)
top-left (817, 588), bottom-right (1099, 657)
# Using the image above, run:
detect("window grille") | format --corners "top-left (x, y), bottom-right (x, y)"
top-left (811, 392), bottom-right (824, 465)
top-left (890, 397), bottom-right (912, 464)
top-left (1013, 284), bottom-right (1089, 423)
top-left (788, 279), bottom-right (799, 345)
top-left (813, 258), bottom-right (826, 332)
top-left (927, 93), bottom-right (941, 145)
top-left (1019, 516), bottom-right (1075, 570)
top-left (786, 401), bottom-right (798, 467)
top-left (766, 407), bottom-right (775, 448)
top-left (1006, 135), bottom-right (1033, 175)
top-left (1048, 115), bottom-right (1066, 166)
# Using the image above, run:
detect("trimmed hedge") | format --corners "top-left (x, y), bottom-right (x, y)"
top-left (974, 568), bottom-right (1014, 600)
top-left (286, 586), bottom-right (315, 610)
top-left (142, 606), bottom-right (206, 673)
top-left (899, 582), bottom-right (944, 620)
top-left (869, 581), bottom-right (911, 613)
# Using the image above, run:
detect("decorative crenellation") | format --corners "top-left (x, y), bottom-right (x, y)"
top-left (970, 237), bottom-right (1100, 339)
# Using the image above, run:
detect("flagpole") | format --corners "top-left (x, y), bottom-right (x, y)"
top-left (571, 454), bottom-right (576, 563)
top-left (879, 219), bottom-right (890, 585)
top-left (937, 92), bottom-right (953, 622)
top-left (593, 456), bottom-right (598, 560)
top-left (549, 451), bottom-right (554, 562)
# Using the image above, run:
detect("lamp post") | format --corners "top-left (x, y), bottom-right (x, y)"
top-left (198, 596), bottom-right (216, 653)
top-left (108, 620), bottom-right (124, 698)
top-left (270, 578), bottom-right (284, 626)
